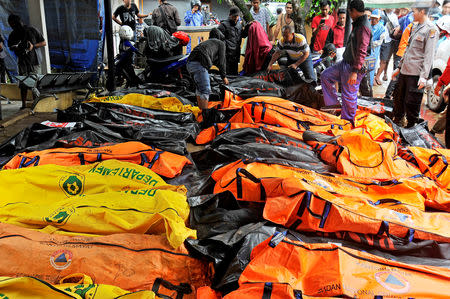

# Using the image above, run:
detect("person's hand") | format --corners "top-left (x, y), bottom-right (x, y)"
top-left (27, 41), bottom-right (33, 52)
top-left (347, 72), bottom-right (357, 85)
top-left (418, 78), bottom-right (426, 90)
top-left (392, 68), bottom-right (400, 80)
top-left (289, 63), bottom-right (298, 69)
top-left (435, 83), bottom-right (443, 97)
top-left (223, 77), bottom-right (229, 85)
top-left (267, 64), bottom-right (273, 72)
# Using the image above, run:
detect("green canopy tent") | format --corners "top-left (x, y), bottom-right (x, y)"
top-left (364, 0), bottom-right (416, 8)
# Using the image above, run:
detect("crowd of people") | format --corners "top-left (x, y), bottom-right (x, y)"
top-left (108, 0), bottom-right (450, 145)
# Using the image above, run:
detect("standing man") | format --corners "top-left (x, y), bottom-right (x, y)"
top-left (250, 0), bottom-right (271, 37)
top-left (325, 8), bottom-right (346, 49)
top-left (375, 9), bottom-right (400, 84)
top-left (7, 14), bottom-right (46, 110)
top-left (369, 10), bottom-right (386, 87)
top-left (311, 0), bottom-right (335, 53)
top-left (392, 1), bottom-right (438, 128)
top-left (321, 0), bottom-right (371, 123)
top-left (218, 7), bottom-right (242, 75)
top-left (0, 34), bottom-right (7, 83)
top-left (384, 22), bottom-right (415, 100)
top-left (266, 25), bottom-right (316, 82)
top-left (184, 2), bottom-right (203, 26)
top-left (184, 1), bottom-right (203, 53)
top-left (273, 1), bottom-right (295, 43)
top-left (187, 28), bottom-right (229, 110)
top-left (152, 0), bottom-right (181, 34)
top-left (135, 17), bottom-right (149, 39)
top-left (113, 0), bottom-right (149, 38)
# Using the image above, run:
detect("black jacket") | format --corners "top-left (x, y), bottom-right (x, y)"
top-left (342, 14), bottom-right (371, 73)
top-left (188, 38), bottom-right (227, 78)
top-left (218, 19), bottom-right (242, 58)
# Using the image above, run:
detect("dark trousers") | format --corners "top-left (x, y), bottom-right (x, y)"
top-left (393, 74), bottom-right (424, 127)
top-left (0, 59), bottom-right (6, 83)
top-left (226, 56), bottom-right (239, 76)
top-left (384, 54), bottom-right (402, 99)
top-left (359, 72), bottom-right (373, 97)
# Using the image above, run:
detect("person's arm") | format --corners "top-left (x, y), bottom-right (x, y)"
top-left (291, 49), bottom-right (309, 68)
top-left (267, 50), bottom-right (281, 71)
top-left (218, 22), bottom-right (226, 35)
top-left (419, 28), bottom-right (438, 89)
top-left (349, 24), bottom-right (370, 84)
top-left (436, 56), bottom-right (450, 95)
top-left (273, 14), bottom-right (282, 42)
top-left (112, 15), bottom-right (122, 26)
top-left (28, 27), bottom-right (46, 51)
top-left (311, 16), bottom-right (319, 33)
top-left (133, 3), bottom-right (148, 18)
top-left (174, 8), bottom-right (181, 26)
top-left (184, 11), bottom-right (193, 25)
top-left (112, 7), bottom-right (122, 25)
top-left (32, 40), bottom-right (46, 49)
top-left (217, 42), bottom-right (228, 83)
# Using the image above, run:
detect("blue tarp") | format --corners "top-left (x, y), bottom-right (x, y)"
top-left (44, 0), bottom-right (103, 71)
top-left (0, 0), bottom-right (30, 80)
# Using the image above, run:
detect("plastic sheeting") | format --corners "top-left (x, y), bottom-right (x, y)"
top-left (0, 0), bottom-right (29, 78)
top-left (44, 0), bottom-right (102, 71)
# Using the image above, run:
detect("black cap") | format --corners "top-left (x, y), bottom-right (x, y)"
top-left (321, 43), bottom-right (336, 58)
top-left (230, 6), bottom-right (240, 16)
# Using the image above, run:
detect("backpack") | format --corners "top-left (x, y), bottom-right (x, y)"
top-left (159, 4), bottom-right (178, 34)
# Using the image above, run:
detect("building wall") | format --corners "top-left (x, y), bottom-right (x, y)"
top-left (141, 0), bottom-right (230, 25)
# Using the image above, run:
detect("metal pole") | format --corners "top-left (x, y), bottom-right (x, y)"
top-left (104, 0), bottom-right (115, 91)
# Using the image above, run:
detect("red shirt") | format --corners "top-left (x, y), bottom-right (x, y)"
top-left (311, 15), bottom-right (335, 52)
top-left (332, 24), bottom-right (345, 48)
top-left (438, 56), bottom-right (450, 87)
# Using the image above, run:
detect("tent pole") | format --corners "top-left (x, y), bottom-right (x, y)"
top-left (104, 0), bottom-right (116, 91)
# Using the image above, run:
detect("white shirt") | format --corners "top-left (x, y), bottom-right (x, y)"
top-left (384, 11), bottom-right (400, 43)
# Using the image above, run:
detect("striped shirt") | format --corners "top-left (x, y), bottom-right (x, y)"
top-left (277, 33), bottom-right (309, 60)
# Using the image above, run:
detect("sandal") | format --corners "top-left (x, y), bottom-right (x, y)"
top-left (374, 77), bottom-right (382, 86)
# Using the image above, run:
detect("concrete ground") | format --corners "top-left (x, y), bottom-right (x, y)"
top-left (0, 100), bottom-right (22, 121)
top-left (372, 72), bottom-right (445, 146)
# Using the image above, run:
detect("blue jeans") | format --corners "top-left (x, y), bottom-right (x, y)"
top-left (321, 60), bottom-right (365, 122)
top-left (187, 60), bottom-right (210, 101)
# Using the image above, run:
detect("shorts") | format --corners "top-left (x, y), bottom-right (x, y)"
top-left (186, 60), bottom-right (210, 101)
top-left (379, 41), bottom-right (392, 62)
top-left (18, 61), bottom-right (39, 76)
